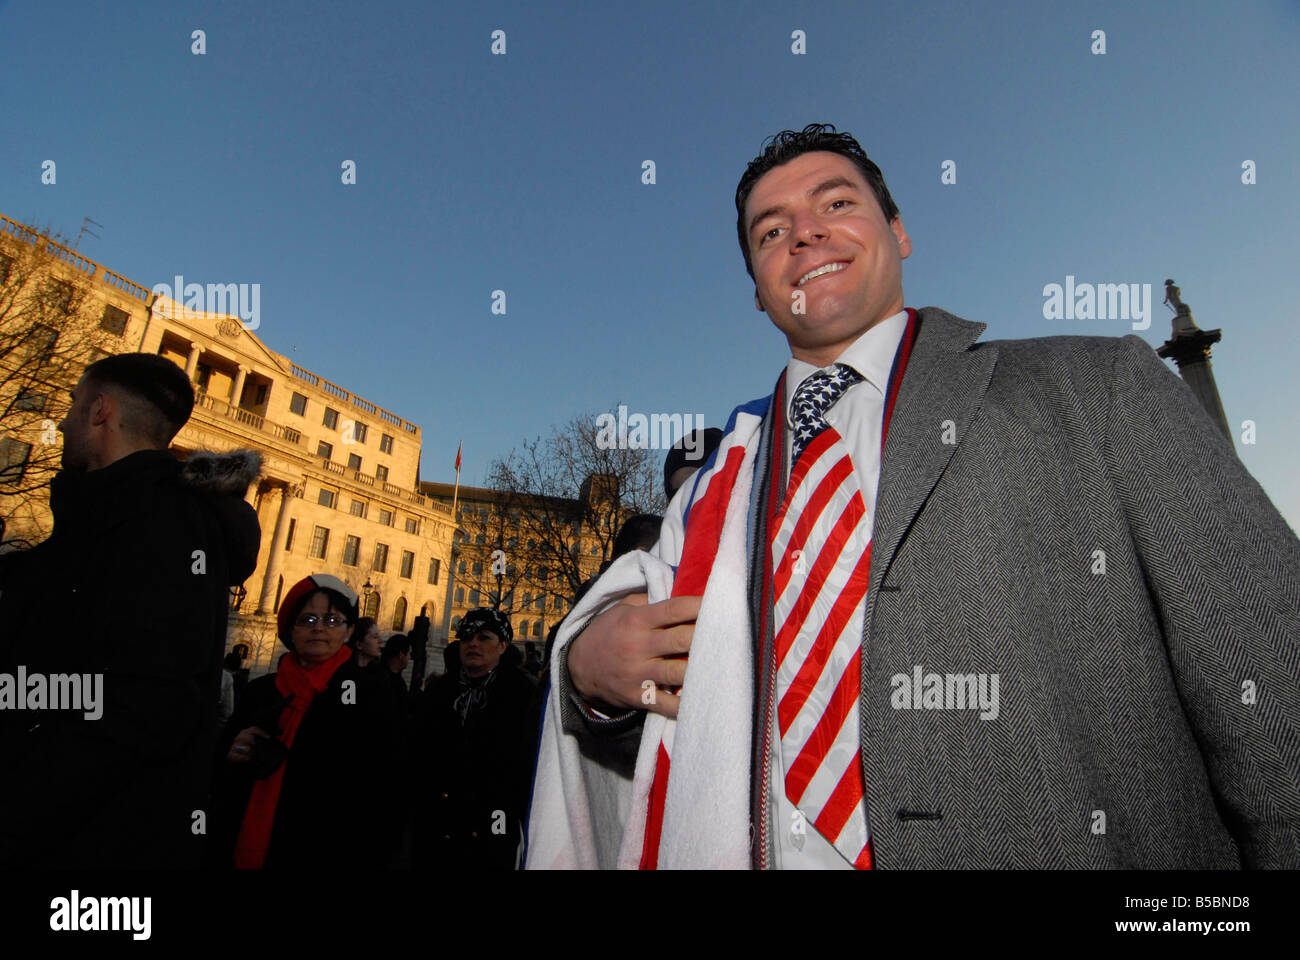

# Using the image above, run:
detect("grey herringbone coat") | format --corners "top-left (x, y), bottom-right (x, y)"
top-left (562, 306), bottom-right (1300, 868)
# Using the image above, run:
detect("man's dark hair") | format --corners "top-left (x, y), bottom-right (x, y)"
top-left (734, 123), bottom-right (900, 280)
top-left (612, 514), bottom-right (663, 560)
top-left (382, 633), bottom-right (412, 661)
top-left (82, 353), bottom-right (195, 447)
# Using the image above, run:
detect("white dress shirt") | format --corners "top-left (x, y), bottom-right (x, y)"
top-left (769, 309), bottom-right (908, 869)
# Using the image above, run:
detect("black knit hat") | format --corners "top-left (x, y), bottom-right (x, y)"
top-left (663, 427), bottom-right (724, 497)
top-left (456, 607), bottom-right (513, 644)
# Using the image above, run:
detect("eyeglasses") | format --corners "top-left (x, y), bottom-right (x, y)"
top-left (295, 614), bottom-right (348, 628)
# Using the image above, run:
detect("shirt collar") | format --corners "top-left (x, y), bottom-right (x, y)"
top-left (784, 310), bottom-right (909, 428)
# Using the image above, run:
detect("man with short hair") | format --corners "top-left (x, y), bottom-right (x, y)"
top-left (0, 352), bottom-right (262, 867)
top-left (527, 124), bottom-right (1300, 870)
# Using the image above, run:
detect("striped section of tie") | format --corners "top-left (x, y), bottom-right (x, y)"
top-left (770, 423), bottom-right (872, 868)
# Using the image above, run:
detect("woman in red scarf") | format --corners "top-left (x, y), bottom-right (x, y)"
top-left (208, 574), bottom-right (403, 869)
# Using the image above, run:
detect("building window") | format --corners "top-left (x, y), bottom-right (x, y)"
top-left (353, 422), bottom-right (368, 443)
top-left (380, 433), bottom-right (394, 454)
top-left (468, 588), bottom-right (480, 606)
top-left (255, 384), bottom-right (268, 406)
top-left (343, 535), bottom-right (361, 567)
top-left (458, 560), bottom-right (467, 575)
top-left (284, 518), bottom-right (296, 552)
top-left (475, 533), bottom-right (485, 545)
top-left (404, 517), bottom-right (418, 534)
top-left (0, 253), bottom-right (12, 283)
top-left (290, 392), bottom-right (307, 416)
top-left (534, 595), bottom-right (545, 610)
top-left (317, 440), bottom-right (333, 460)
top-left (47, 280), bottom-right (75, 313)
top-left (0, 438), bottom-right (33, 485)
top-left (553, 596), bottom-right (564, 611)
top-left (100, 304), bottom-right (129, 336)
top-left (349, 499), bottom-right (367, 518)
top-left (454, 587), bottom-right (465, 603)
top-left (24, 324), bottom-right (58, 361)
top-left (392, 597), bottom-right (407, 632)
top-left (373, 542), bottom-right (389, 573)
top-left (379, 508), bottom-right (393, 526)
top-left (400, 551), bottom-right (414, 579)
top-left (309, 526), bottom-right (329, 560)
top-left (375, 464), bottom-right (388, 483)
top-left (533, 621), bottom-right (544, 638)
top-left (473, 561), bottom-right (483, 576)
top-left (323, 407), bottom-right (339, 429)
top-left (347, 453), bottom-right (362, 472)
top-left (14, 389), bottom-right (47, 413)
top-left (317, 487), bottom-right (336, 509)
top-left (428, 558), bottom-right (441, 585)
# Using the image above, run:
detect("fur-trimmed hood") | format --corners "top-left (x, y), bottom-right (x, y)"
top-left (181, 449), bottom-right (263, 497)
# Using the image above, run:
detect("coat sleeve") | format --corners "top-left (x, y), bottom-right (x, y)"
top-left (1106, 334), bottom-right (1300, 868)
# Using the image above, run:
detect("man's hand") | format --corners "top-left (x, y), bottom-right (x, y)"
top-left (567, 593), bottom-right (700, 719)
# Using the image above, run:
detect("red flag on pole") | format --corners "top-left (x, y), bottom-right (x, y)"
top-left (454, 441), bottom-right (462, 472)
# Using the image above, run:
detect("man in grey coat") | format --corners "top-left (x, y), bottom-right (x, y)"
top-left (539, 123), bottom-right (1300, 869)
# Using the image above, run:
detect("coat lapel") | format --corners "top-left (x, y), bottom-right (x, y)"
top-left (864, 307), bottom-right (998, 620)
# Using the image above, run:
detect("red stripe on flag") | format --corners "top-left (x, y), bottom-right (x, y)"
top-left (776, 428), bottom-right (838, 521)
top-left (784, 649), bottom-right (862, 804)
top-left (813, 745), bottom-right (865, 841)
top-left (672, 445), bottom-right (746, 598)
top-left (778, 546), bottom-right (871, 735)
top-left (773, 494), bottom-right (865, 667)
top-left (773, 454), bottom-right (854, 597)
top-left (853, 839), bottom-right (874, 870)
top-left (638, 743), bottom-right (671, 870)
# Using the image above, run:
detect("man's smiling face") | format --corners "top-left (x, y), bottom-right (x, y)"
top-left (744, 151), bottom-right (911, 367)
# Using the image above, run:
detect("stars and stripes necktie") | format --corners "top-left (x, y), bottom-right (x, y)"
top-left (769, 361), bottom-right (875, 868)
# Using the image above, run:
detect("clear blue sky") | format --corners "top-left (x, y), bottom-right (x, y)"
top-left (3, 0), bottom-right (1297, 527)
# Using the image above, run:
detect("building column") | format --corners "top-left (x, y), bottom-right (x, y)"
top-left (231, 365), bottom-right (249, 408)
top-left (185, 343), bottom-right (202, 380)
top-left (256, 483), bottom-right (299, 614)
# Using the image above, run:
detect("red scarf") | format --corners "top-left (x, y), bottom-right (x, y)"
top-left (233, 644), bottom-right (352, 869)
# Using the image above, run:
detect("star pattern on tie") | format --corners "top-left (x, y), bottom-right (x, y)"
top-left (790, 363), bottom-right (864, 462)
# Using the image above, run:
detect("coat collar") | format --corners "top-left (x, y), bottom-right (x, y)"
top-left (862, 306), bottom-right (997, 617)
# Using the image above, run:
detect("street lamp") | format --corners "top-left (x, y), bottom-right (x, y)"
top-left (362, 578), bottom-right (374, 618)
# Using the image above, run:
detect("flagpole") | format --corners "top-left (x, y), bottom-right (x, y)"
top-left (451, 440), bottom-right (462, 518)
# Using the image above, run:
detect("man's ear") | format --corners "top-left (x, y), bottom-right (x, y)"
top-left (88, 390), bottom-right (115, 428)
top-left (754, 287), bottom-right (765, 312)
top-left (890, 217), bottom-right (913, 261)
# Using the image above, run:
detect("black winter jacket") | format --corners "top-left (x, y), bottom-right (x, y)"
top-left (0, 448), bottom-right (261, 868)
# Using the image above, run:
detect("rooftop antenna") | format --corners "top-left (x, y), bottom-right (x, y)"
top-left (73, 217), bottom-right (102, 251)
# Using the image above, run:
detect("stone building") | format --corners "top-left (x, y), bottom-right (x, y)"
top-left (0, 214), bottom-right (456, 678)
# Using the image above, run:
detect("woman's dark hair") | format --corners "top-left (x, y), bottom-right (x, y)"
top-left (734, 123), bottom-right (900, 280)
top-left (382, 633), bottom-right (412, 661)
top-left (347, 616), bottom-right (376, 650)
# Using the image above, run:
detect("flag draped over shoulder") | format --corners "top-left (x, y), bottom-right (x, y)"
top-left (525, 396), bottom-right (769, 869)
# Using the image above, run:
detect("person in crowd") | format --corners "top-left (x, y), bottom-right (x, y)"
top-left (381, 633), bottom-right (414, 717)
top-left (209, 573), bottom-right (402, 869)
top-left (348, 617), bottom-right (383, 669)
top-left (0, 352), bottom-right (261, 868)
top-left (663, 427), bottom-right (724, 500)
top-left (215, 651), bottom-right (243, 732)
top-left (523, 641), bottom-right (543, 678)
top-left (412, 608), bottom-right (537, 870)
